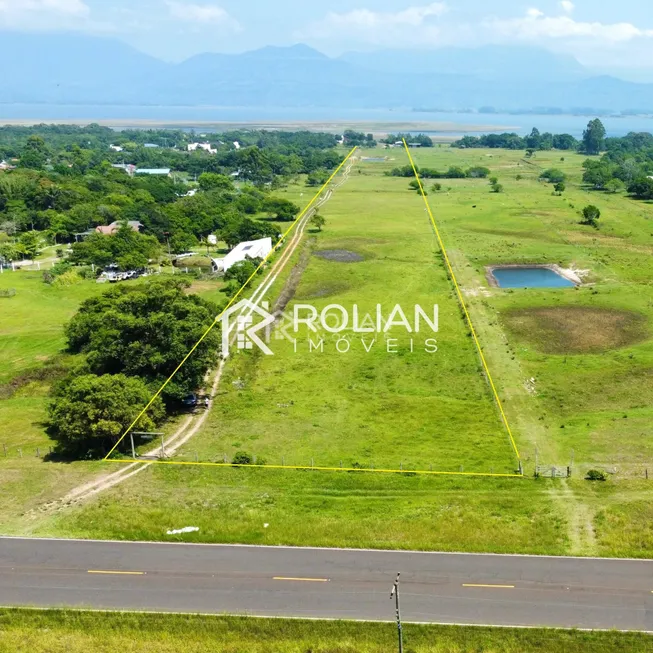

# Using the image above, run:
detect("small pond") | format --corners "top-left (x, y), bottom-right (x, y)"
top-left (490, 266), bottom-right (576, 289)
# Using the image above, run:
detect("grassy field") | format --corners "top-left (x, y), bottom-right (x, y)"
top-left (4, 145), bottom-right (653, 558)
top-left (2, 609), bottom-right (652, 653)
top-left (175, 155), bottom-right (517, 473)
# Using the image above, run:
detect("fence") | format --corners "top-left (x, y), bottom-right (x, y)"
top-left (535, 465), bottom-right (571, 478)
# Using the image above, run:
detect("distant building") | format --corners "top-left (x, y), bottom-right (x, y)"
top-left (143, 143), bottom-right (160, 149)
top-left (0, 160), bottom-right (16, 170)
top-left (111, 163), bottom-right (136, 176)
top-left (188, 142), bottom-right (217, 154)
top-left (109, 144), bottom-right (124, 152)
top-left (233, 141), bottom-right (241, 150)
top-left (96, 221), bottom-right (143, 236)
top-left (211, 237), bottom-right (272, 273)
top-left (135, 168), bottom-right (171, 176)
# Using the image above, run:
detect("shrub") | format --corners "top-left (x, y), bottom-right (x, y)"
top-left (232, 451), bottom-right (253, 465)
top-left (581, 204), bottom-right (601, 226)
top-left (585, 469), bottom-right (608, 481)
top-left (541, 168), bottom-right (567, 184)
top-left (53, 270), bottom-right (82, 286)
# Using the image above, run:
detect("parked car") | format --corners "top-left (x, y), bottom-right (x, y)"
top-left (182, 393), bottom-right (198, 408)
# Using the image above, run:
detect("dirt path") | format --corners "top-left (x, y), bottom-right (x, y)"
top-left (37, 155), bottom-right (357, 512)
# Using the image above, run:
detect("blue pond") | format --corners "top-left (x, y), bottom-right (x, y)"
top-left (492, 267), bottom-right (575, 289)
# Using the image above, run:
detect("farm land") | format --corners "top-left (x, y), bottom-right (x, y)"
top-left (3, 145), bottom-right (653, 557)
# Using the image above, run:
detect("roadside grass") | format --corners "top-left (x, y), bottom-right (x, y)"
top-left (181, 156), bottom-right (517, 473)
top-left (34, 466), bottom-right (567, 554)
top-left (1, 609), bottom-right (651, 653)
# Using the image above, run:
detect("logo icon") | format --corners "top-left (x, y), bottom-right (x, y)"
top-left (219, 299), bottom-right (275, 357)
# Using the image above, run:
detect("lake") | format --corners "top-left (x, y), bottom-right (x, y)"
top-left (490, 267), bottom-right (576, 289)
top-left (1, 105), bottom-right (652, 137)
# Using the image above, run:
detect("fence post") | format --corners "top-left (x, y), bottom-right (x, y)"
top-left (646, 468), bottom-right (648, 480)
top-left (19, 448), bottom-right (22, 458)
top-left (2, 443), bottom-right (6, 457)
top-left (195, 451), bottom-right (198, 462)
top-left (36, 447), bottom-right (40, 458)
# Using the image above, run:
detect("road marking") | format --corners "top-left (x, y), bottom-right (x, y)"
top-left (273, 576), bottom-right (330, 582)
top-left (87, 570), bottom-right (145, 575)
top-left (462, 583), bottom-right (515, 589)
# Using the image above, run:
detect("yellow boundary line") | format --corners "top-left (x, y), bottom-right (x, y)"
top-left (102, 458), bottom-right (523, 478)
top-left (402, 139), bottom-right (521, 463)
top-left (103, 146), bottom-right (358, 460)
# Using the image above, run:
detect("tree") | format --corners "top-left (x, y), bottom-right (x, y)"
top-left (65, 278), bottom-right (220, 403)
top-left (310, 210), bottom-right (326, 232)
top-left (628, 177), bottom-right (653, 199)
top-left (19, 135), bottom-right (49, 170)
top-left (466, 166), bottom-right (490, 178)
top-left (17, 230), bottom-right (40, 259)
top-left (581, 205), bottom-right (601, 226)
top-left (554, 182), bottom-right (566, 194)
top-left (541, 168), bottom-right (567, 184)
top-left (604, 178), bottom-right (625, 194)
top-left (70, 223), bottom-right (161, 270)
top-left (224, 258), bottom-right (261, 285)
top-left (491, 183), bottom-right (504, 193)
top-left (582, 119), bottom-right (606, 155)
top-left (262, 197), bottom-right (300, 222)
top-left (47, 373), bottom-right (165, 458)
top-left (198, 173), bottom-right (234, 192)
top-left (306, 170), bottom-right (329, 187)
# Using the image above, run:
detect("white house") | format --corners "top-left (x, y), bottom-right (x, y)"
top-left (188, 142), bottom-right (217, 154)
top-left (212, 237), bottom-right (272, 273)
top-left (135, 168), bottom-right (171, 176)
top-left (109, 144), bottom-right (124, 152)
top-left (233, 141), bottom-right (241, 150)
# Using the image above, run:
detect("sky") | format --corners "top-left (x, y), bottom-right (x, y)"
top-left (1, 0), bottom-right (653, 75)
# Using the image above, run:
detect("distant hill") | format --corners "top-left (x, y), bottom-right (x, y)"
top-left (339, 46), bottom-right (586, 82)
top-left (1, 33), bottom-right (652, 113)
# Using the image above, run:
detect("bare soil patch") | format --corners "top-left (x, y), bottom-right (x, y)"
top-left (315, 249), bottom-right (364, 263)
top-left (502, 306), bottom-right (649, 354)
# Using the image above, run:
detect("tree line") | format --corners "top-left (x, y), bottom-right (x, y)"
top-left (0, 126), bottom-right (343, 266)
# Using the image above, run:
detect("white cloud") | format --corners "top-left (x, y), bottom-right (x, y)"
top-left (299, 3), bottom-right (447, 44)
top-left (0, 0), bottom-right (91, 28)
top-left (165, 1), bottom-right (239, 28)
top-left (485, 9), bottom-right (653, 43)
top-left (560, 1), bottom-right (574, 14)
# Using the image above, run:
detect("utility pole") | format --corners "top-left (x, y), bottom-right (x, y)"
top-left (390, 572), bottom-right (403, 653)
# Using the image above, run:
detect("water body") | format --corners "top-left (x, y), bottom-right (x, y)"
top-left (491, 267), bottom-right (575, 289)
top-left (1, 105), bottom-right (653, 137)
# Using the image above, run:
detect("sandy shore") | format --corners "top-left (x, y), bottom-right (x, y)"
top-left (0, 117), bottom-right (519, 136)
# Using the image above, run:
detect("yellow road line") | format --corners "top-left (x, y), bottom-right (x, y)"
top-left (273, 577), bottom-right (330, 582)
top-left (402, 139), bottom-right (521, 464)
top-left (462, 583), bottom-right (515, 589)
top-left (102, 458), bottom-right (523, 478)
top-left (87, 570), bottom-right (145, 576)
top-left (103, 146), bottom-right (358, 460)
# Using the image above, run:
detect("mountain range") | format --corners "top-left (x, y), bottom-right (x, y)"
top-left (1, 32), bottom-right (653, 113)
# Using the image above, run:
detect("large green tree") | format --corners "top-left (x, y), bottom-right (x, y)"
top-left (582, 119), bottom-right (606, 155)
top-left (70, 222), bottom-right (162, 270)
top-left (47, 373), bottom-right (165, 458)
top-left (65, 278), bottom-right (220, 402)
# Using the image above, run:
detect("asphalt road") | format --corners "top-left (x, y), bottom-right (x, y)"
top-left (1, 537), bottom-right (652, 631)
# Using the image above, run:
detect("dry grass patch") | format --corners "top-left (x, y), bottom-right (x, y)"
top-left (502, 306), bottom-right (649, 354)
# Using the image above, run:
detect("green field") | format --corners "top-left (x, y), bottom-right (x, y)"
top-left (4, 145), bottom-right (653, 558)
top-left (2, 609), bottom-right (651, 653)
top-left (173, 154), bottom-right (517, 473)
